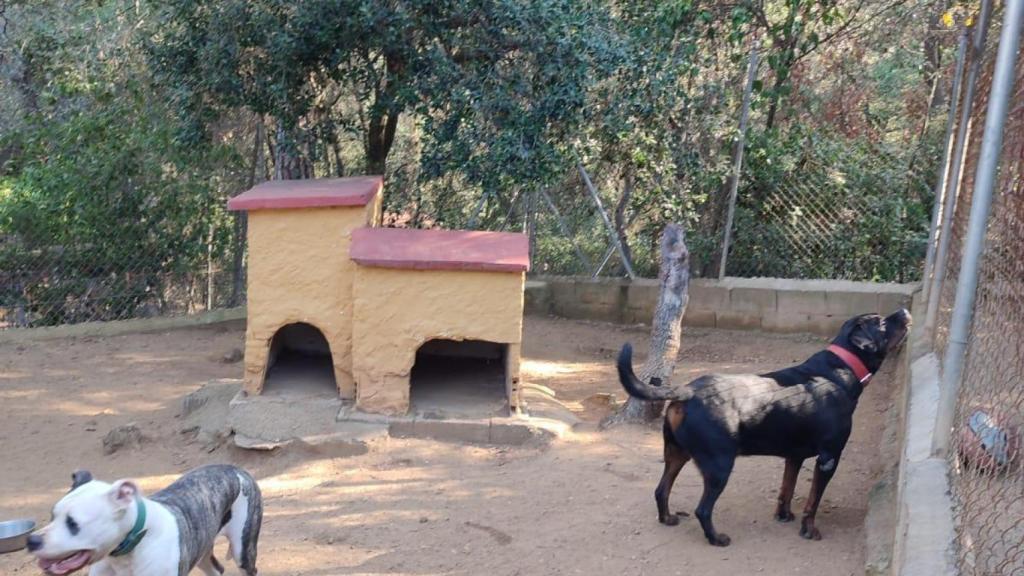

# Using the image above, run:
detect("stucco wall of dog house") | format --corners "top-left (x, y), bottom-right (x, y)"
top-left (351, 266), bottom-right (525, 415)
top-left (243, 198), bottom-right (381, 398)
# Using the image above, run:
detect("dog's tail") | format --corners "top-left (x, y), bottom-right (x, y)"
top-left (617, 343), bottom-right (691, 402)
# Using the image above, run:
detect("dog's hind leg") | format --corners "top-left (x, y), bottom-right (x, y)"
top-left (656, 440), bottom-right (690, 526)
top-left (196, 552), bottom-right (225, 576)
top-left (656, 403), bottom-right (690, 526)
top-left (774, 457), bottom-right (803, 522)
top-left (225, 472), bottom-right (262, 575)
top-left (693, 456), bottom-right (735, 547)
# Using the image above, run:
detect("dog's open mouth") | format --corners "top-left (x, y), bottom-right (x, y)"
top-left (37, 551), bottom-right (92, 575)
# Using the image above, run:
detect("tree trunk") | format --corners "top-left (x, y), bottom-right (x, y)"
top-left (230, 118), bottom-right (264, 307)
top-left (922, 10), bottom-right (946, 109)
top-left (274, 122), bottom-right (312, 180)
top-left (364, 53), bottom-right (405, 176)
top-left (765, 55), bottom-right (794, 131)
top-left (365, 111), bottom-right (398, 175)
top-left (602, 224), bottom-right (691, 427)
top-left (330, 131), bottom-right (345, 177)
top-left (765, 31), bottom-right (799, 131)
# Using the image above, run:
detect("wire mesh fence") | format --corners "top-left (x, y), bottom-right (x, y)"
top-left (526, 137), bottom-right (936, 283)
top-left (0, 214), bottom-right (245, 329)
top-left (724, 150), bottom-right (934, 282)
top-left (930, 8), bottom-right (1024, 574)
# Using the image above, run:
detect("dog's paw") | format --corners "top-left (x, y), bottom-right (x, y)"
top-left (774, 509), bottom-right (795, 523)
top-left (659, 510), bottom-right (690, 526)
top-left (709, 533), bottom-right (731, 547)
top-left (799, 524), bottom-right (822, 541)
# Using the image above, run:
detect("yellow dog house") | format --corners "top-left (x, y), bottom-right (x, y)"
top-left (227, 176), bottom-right (529, 416)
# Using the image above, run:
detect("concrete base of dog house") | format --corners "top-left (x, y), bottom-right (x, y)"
top-left (227, 381), bottom-right (578, 449)
top-left (227, 386), bottom-right (387, 451)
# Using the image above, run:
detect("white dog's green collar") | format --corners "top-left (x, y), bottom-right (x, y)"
top-left (110, 498), bottom-right (148, 557)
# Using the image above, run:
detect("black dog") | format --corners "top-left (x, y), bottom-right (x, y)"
top-left (617, 309), bottom-right (911, 546)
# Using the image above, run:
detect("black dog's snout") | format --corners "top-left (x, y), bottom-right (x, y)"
top-left (26, 534), bottom-right (43, 552)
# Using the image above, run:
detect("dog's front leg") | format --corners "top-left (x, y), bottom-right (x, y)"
top-left (799, 453), bottom-right (839, 540)
top-left (774, 457), bottom-right (803, 522)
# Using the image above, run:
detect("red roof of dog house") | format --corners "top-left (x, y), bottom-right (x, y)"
top-left (227, 176), bottom-right (383, 211)
top-left (350, 228), bottom-right (530, 273)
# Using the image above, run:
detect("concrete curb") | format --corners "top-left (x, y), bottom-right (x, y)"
top-left (337, 404), bottom-right (571, 445)
top-left (0, 307), bottom-right (246, 344)
top-left (893, 352), bottom-right (957, 576)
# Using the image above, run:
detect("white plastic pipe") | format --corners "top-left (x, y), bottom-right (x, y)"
top-left (933, 0), bottom-right (1023, 456)
top-left (924, 0), bottom-right (994, 336)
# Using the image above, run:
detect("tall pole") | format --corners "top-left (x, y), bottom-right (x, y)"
top-left (921, 28), bottom-right (969, 304)
top-left (576, 160), bottom-right (637, 279)
top-left (924, 0), bottom-right (993, 336)
top-left (933, 0), bottom-right (1022, 456)
top-left (718, 40), bottom-right (760, 279)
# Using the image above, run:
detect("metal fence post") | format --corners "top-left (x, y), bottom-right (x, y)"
top-left (718, 40), bottom-right (760, 279)
top-left (924, 0), bottom-right (993, 336)
top-left (921, 27), bottom-right (969, 304)
top-left (932, 0), bottom-right (1023, 456)
top-left (576, 160), bottom-right (637, 279)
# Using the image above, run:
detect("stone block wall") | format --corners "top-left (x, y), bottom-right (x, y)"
top-left (526, 276), bottom-right (918, 336)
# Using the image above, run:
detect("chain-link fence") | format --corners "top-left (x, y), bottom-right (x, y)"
top-left (928, 6), bottom-right (1024, 573)
top-left (0, 207), bottom-right (245, 329)
top-left (725, 147), bottom-right (934, 282)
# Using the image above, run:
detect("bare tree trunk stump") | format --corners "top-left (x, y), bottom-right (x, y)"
top-left (602, 223), bottom-right (690, 428)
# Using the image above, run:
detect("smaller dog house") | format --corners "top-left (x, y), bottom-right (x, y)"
top-left (350, 227), bottom-right (529, 415)
top-left (228, 177), bottom-right (529, 417)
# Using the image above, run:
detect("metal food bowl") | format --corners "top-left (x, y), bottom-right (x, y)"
top-left (0, 519), bottom-right (36, 554)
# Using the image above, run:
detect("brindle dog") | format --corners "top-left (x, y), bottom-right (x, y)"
top-left (617, 309), bottom-right (911, 546)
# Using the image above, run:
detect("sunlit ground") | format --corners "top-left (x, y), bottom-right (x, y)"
top-left (0, 317), bottom-right (892, 576)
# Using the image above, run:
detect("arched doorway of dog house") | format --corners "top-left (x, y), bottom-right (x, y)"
top-left (410, 339), bottom-right (508, 418)
top-left (262, 323), bottom-right (337, 396)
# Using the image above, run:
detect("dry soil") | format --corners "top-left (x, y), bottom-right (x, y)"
top-left (0, 316), bottom-right (898, 575)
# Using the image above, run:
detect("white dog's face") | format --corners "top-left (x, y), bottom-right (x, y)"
top-left (29, 473), bottom-right (140, 576)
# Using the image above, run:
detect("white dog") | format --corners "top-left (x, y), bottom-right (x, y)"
top-left (27, 465), bottom-right (261, 576)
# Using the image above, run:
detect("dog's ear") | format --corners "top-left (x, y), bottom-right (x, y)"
top-left (70, 470), bottom-right (93, 491)
top-left (849, 317), bottom-right (881, 354)
top-left (850, 333), bottom-right (875, 353)
top-left (108, 480), bottom-right (140, 508)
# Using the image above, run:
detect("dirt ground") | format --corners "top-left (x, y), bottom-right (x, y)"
top-left (0, 316), bottom-right (898, 576)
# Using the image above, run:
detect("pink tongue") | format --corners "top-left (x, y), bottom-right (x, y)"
top-left (38, 551), bottom-right (90, 575)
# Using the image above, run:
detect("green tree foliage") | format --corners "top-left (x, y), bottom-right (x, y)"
top-left (146, 0), bottom-right (620, 187)
top-left (0, 0), bottom-right (953, 326)
top-left (0, 0), bottom-right (245, 325)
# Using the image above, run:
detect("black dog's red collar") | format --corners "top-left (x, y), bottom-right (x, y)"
top-left (827, 344), bottom-right (872, 385)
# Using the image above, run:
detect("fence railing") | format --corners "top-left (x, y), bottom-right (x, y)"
top-left (924, 1), bottom-right (1024, 573)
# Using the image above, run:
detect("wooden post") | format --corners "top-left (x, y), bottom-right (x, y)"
top-left (718, 40), bottom-right (759, 279)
